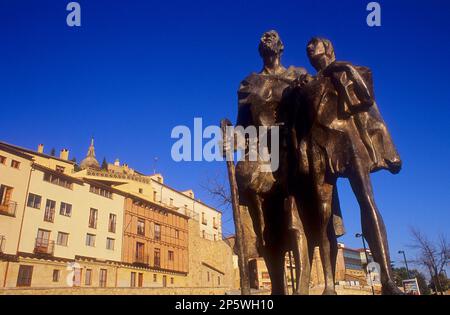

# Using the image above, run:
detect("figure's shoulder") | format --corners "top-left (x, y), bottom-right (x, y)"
top-left (283, 66), bottom-right (308, 82)
top-left (240, 72), bottom-right (261, 85)
top-left (286, 65), bottom-right (308, 77)
top-left (238, 72), bottom-right (263, 93)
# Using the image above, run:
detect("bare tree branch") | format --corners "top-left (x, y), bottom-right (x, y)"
top-left (409, 227), bottom-right (449, 294)
top-left (200, 172), bottom-right (232, 208)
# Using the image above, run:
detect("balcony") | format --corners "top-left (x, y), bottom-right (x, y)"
top-left (154, 257), bottom-right (161, 268)
top-left (0, 236), bottom-right (5, 253)
top-left (34, 238), bottom-right (55, 255)
top-left (0, 201), bottom-right (17, 217)
top-left (202, 218), bottom-right (208, 225)
top-left (133, 254), bottom-right (149, 266)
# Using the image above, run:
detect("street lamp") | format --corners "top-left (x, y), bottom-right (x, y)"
top-left (398, 250), bottom-right (411, 279)
top-left (356, 233), bottom-right (375, 295)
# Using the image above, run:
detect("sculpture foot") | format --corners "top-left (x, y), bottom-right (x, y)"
top-left (381, 280), bottom-right (404, 295)
top-left (322, 287), bottom-right (337, 295)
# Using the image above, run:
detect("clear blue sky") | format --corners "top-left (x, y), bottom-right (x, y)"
top-left (1, 0), bottom-right (449, 271)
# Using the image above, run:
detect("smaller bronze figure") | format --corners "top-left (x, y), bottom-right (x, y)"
top-left (293, 37), bottom-right (403, 294)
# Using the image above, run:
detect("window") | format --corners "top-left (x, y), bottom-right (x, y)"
top-left (44, 199), bottom-right (56, 222)
top-left (0, 185), bottom-right (14, 216)
top-left (108, 214), bottom-right (116, 233)
top-left (218, 276), bottom-right (221, 286)
top-left (154, 223), bottom-right (161, 240)
top-left (168, 250), bottom-right (174, 261)
top-left (137, 219), bottom-right (145, 236)
top-left (135, 242), bottom-right (145, 263)
top-left (169, 198), bottom-right (173, 206)
top-left (99, 269), bottom-right (107, 287)
top-left (202, 212), bottom-right (207, 225)
top-left (106, 238), bottom-right (115, 250)
top-left (153, 274), bottom-right (157, 282)
top-left (138, 188), bottom-right (143, 194)
top-left (202, 230), bottom-right (205, 239)
top-left (85, 269), bottom-right (92, 285)
top-left (170, 277), bottom-right (174, 285)
top-left (88, 208), bottom-right (98, 229)
top-left (43, 172), bottom-right (72, 189)
top-left (138, 273), bottom-right (143, 287)
top-left (52, 270), bottom-right (60, 282)
top-left (36, 229), bottom-right (51, 251)
top-left (0, 155), bottom-right (6, 164)
top-left (10, 160), bottom-right (20, 169)
top-left (55, 166), bottom-right (65, 173)
top-left (17, 265), bottom-right (33, 287)
top-left (59, 202), bottom-right (72, 217)
top-left (153, 191), bottom-right (157, 201)
top-left (27, 193), bottom-right (42, 209)
top-left (56, 232), bottom-right (69, 246)
top-left (213, 217), bottom-right (218, 229)
top-left (89, 185), bottom-right (112, 199)
top-left (86, 233), bottom-right (96, 247)
top-left (163, 275), bottom-right (167, 287)
top-left (175, 229), bottom-right (180, 239)
top-left (154, 248), bottom-right (161, 268)
top-left (130, 272), bottom-right (136, 287)
top-left (207, 271), bottom-right (210, 282)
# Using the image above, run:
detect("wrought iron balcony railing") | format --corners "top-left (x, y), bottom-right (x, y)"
top-left (154, 257), bottom-right (161, 268)
top-left (34, 238), bottom-right (55, 255)
top-left (133, 254), bottom-right (149, 266)
top-left (0, 201), bottom-right (17, 217)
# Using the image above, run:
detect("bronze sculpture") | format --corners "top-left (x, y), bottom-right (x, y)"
top-left (222, 30), bottom-right (308, 295)
top-left (221, 32), bottom-right (402, 295)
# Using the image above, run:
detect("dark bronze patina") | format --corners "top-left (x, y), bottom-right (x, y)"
top-left (221, 32), bottom-right (402, 295)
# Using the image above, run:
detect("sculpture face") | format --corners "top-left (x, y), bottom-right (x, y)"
top-left (258, 30), bottom-right (284, 58)
top-left (307, 38), bottom-right (334, 71)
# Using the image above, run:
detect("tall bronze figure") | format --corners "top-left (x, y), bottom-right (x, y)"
top-left (293, 37), bottom-right (403, 295)
top-left (222, 30), bottom-right (308, 295)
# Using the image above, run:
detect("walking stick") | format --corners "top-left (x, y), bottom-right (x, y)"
top-left (220, 118), bottom-right (251, 295)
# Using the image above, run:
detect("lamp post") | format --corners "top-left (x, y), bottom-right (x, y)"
top-left (398, 250), bottom-right (411, 279)
top-left (356, 233), bottom-right (375, 295)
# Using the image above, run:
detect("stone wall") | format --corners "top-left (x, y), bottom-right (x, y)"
top-left (186, 219), bottom-right (234, 289)
top-left (0, 286), bottom-right (228, 295)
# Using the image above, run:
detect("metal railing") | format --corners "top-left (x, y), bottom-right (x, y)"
top-left (154, 256), bottom-right (161, 268)
top-left (34, 238), bottom-right (55, 255)
top-left (0, 201), bottom-right (17, 217)
top-left (0, 236), bottom-right (5, 253)
top-left (134, 254), bottom-right (149, 266)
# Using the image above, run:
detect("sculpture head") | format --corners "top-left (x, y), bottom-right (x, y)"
top-left (258, 30), bottom-right (284, 59)
top-left (307, 37), bottom-right (336, 71)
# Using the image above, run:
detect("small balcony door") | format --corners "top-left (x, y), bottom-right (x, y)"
top-left (36, 229), bottom-right (50, 249)
top-left (73, 268), bottom-right (82, 287)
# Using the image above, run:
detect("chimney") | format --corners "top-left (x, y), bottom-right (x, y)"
top-left (59, 149), bottom-right (69, 160)
top-left (37, 144), bottom-right (44, 153)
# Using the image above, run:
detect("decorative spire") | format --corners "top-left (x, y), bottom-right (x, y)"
top-left (87, 137), bottom-right (96, 158)
top-left (80, 137), bottom-right (100, 170)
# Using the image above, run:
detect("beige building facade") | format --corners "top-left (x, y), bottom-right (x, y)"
top-left (0, 140), bottom-right (233, 292)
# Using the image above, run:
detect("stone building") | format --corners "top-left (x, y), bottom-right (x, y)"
top-left (0, 139), bottom-right (233, 292)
